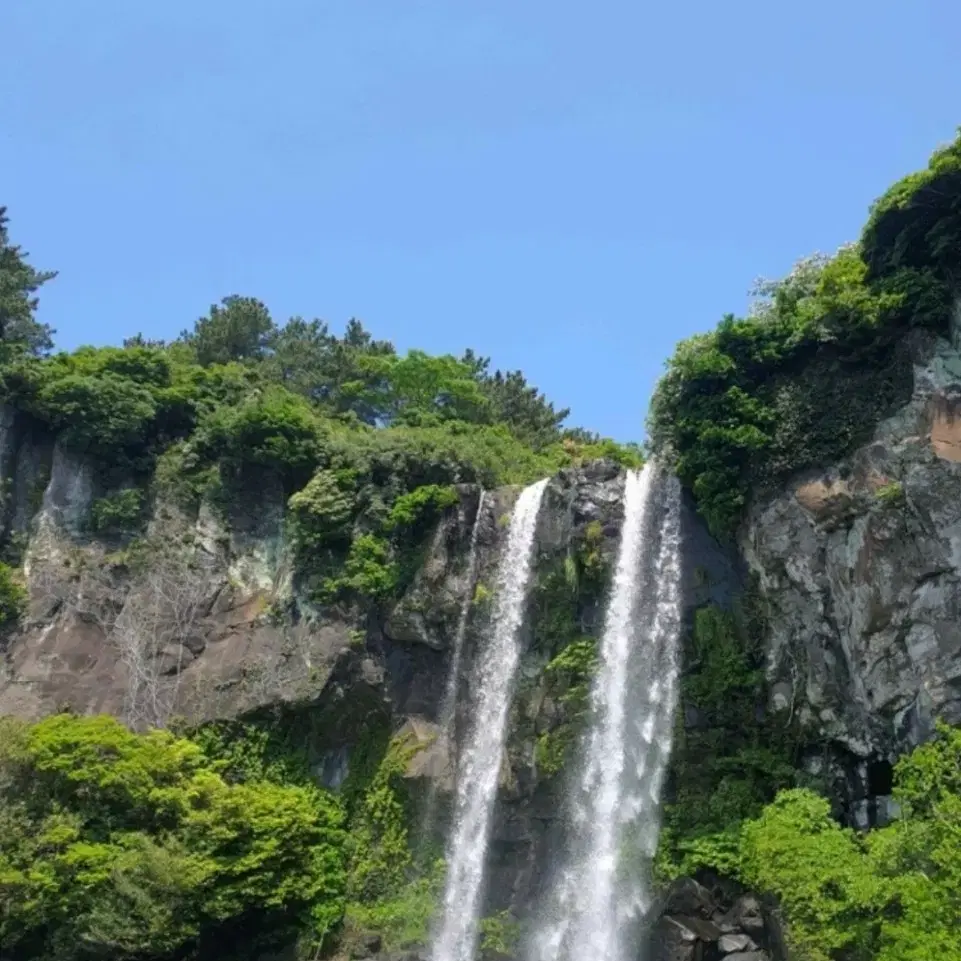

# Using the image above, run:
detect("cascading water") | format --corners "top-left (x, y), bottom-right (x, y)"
top-left (438, 490), bottom-right (488, 752)
top-left (418, 490), bottom-right (488, 844)
top-left (431, 479), bottom-right (549, 961)
top-left (529, 464), bottom-right (683, 961)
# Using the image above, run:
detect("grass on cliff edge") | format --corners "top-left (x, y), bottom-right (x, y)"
top-left (648, 131), bottom-right (961, 538)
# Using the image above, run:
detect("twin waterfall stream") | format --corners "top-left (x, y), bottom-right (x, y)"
top-left (430, 466), bottom-right (683, 961)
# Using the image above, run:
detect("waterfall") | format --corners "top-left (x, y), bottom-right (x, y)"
top-left (419, 490), bottom-right (488, 847)
top-left (529, 464), bottom-right (683, 961)
top-left (431, 479), bottom-right (549, 961)
top-left (439, 490), bottom-right (488, 753)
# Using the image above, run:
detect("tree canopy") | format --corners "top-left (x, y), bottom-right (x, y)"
top-left (0, 714), bottom-right (347, 961)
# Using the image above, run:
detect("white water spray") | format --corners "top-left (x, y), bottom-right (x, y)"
top-left (530, 465), bottom-right (683, 961)
top-left (439, 490), bottom-right (487, 749)
top-left (419, 491), bottom-right (488, 844)
top-left (431, 479), bottom-right (549, 961)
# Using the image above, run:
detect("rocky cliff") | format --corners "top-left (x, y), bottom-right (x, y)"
top-left (0, 410), bottom-right (734, 939)
top-left (742, 320), bottom-right (961, 830)
top-left (5, 320), bottom-right (961, 959)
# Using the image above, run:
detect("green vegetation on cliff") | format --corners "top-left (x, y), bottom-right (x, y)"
top-left (658, 596), bottom-right (961, 961)
top-left (658, 596), bottom-right (805, 877)
top-left (0, 211), bottom-right (638, 604)
top-left (528, 518), bottom-right (612, 779)
top-left (0, 559), bottom-right (27, 630)
top-left (645, 129), bottom-right (961, 961)
top-left (649, 133), bottom-right (961, 536)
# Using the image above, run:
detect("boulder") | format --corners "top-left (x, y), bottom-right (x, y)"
top-left (718, 932), bottom-right (759, 953)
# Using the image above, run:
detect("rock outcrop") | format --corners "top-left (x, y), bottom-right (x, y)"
top-left (650, 877), bottom-right (785, 961)
top-left (743, 325), bottom-right (961, 825)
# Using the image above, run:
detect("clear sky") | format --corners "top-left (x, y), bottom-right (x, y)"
top-left (2, 1), bottom-right (958, 441)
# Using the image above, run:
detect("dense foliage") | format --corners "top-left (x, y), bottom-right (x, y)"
top-left (657, 595), bottom-right (805, 877)
top-left (649, 133), bottom-right (961, 536)
top-left (674, 723), bottom-right (961, 961)
top-left (0, 714), bottom-right (347, 961)
top-left (658, 592), bottom-right (961, 960)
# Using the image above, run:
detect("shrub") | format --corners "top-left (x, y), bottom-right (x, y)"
top-left (544, 637), bottom-right (598, 711)
top-left (191, 385), bottom-right (326, 482)
top-left (384, 483), bottom-right (459, 532)
top-left (557, 435), bottom-right (644, 469)
top-left (287, 468), bottom-right (358, 553)
top-left (876, 480), bottom-right (905, 506)
top-left (0, 560), bottom-right (26, 630)
top-left (34, 371), bottom-right (158, 456)
top-left (683, 606), bottom-right (762, 721)
top-left (739, 790), bottom-right (883, 961)
top-left (323, 420), bottom-right (559, 495)
top-left (345, 732), bottom-right (422, 902)
top-left (473, 582), bottom-right (492, 606)
top-left (479, 909), bottom-right (521, 959)
top-left (344, 859), bottom-right (445, 953)
top-left (535, 638), bottom-right (598, 778)
top-left (89, 488), bottom-right (145, 535)
top-left (861, 133), bottom-right (961, 280)
top-left (320, 534), bottom-right (398, 602)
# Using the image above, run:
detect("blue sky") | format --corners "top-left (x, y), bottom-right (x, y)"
top-left (2, 1), bottom-right (958, 441)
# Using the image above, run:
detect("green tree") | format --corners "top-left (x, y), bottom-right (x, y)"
top-left (191, 385), bottom-right (325, 483)
top-left (462, 349), bottom-right (569, 447)
top-left (187, 295), bottom-right (276, 366)
top-left (0, 714), bottom-right (347, 961)
top-left (726, 726), bottom-right (961, 961)
top-left (346, 349), bottom-right (490, 426)
top-left (868, 723), bottom-right (961, 961)
top-left (264, 316), bottom-right (396, 419)
top-left (740, 790), bottom-right (883, 961)
top-left (0, 207), bottom-right (56, 357)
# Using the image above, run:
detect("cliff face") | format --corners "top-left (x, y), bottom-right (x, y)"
top-left (0, 425), bottom-right (731, 923)
top-left (0, 414), bottom-right (349, 726)
top-left (741, 320), bottom-right (961, 827)
top-left (4, 310), bottom-right (961, 956)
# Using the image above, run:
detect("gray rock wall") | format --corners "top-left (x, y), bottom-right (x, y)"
top-left (742, 323), bottom-right (961, 823)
